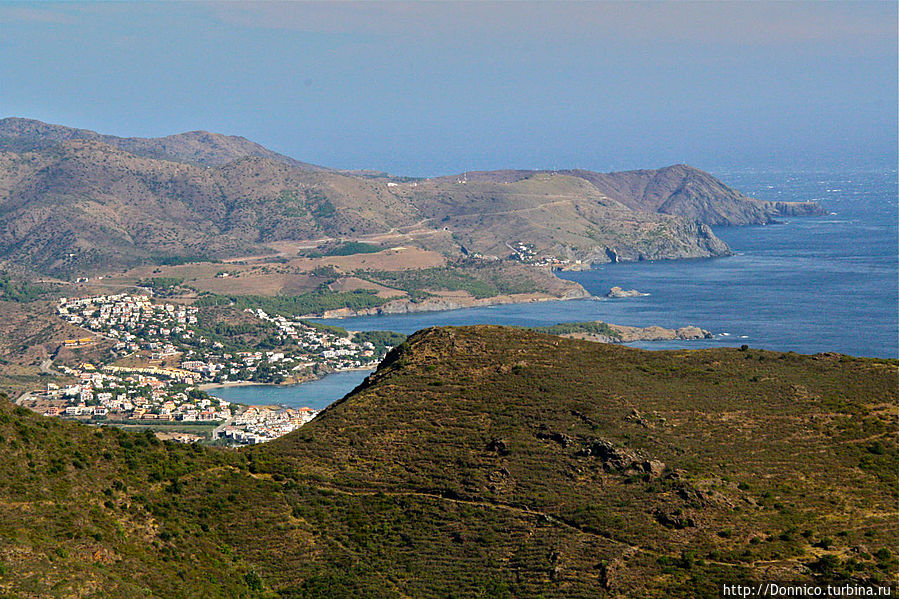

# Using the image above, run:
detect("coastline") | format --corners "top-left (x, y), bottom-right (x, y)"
top-left (199, 366), bottom-right (374, 392)
top-left (198, 381), bottom-right (274, 391)
top-left (307, 287), bottom-right (593, 320)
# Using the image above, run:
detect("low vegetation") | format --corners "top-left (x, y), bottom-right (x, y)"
top-left (321, 241), bottom-right (383, 257)
top-left (193, 288), bottom-right (389, 316)
top-left (351, 330), bottom-right (407, 353)
top-left (0, 273), bottom-right (52, 302)
top-left (359, 261), bottom-right (541, 299)
top-left (0, 326), bottom-right (895, 597)
top-left (528, 320), bottom-right (619, 339)
top-left (138, 277), bottom-right (185, 291)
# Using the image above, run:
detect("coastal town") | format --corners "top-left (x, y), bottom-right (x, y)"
top-left (16, 293), bottom-right (397, 444)
top-left (506, 240), bottom-right (582, 268)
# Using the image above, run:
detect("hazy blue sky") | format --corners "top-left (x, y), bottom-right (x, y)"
top-left (2, 1), bottom-right (896, 175)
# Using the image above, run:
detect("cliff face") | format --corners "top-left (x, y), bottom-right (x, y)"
top-left (577, 220), bottom-right (731, 265)
top-left (565, 164), bottom-right (825, 225)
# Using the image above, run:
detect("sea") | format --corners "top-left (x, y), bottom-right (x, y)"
top-left (210, 169), bottom-right (898, 410)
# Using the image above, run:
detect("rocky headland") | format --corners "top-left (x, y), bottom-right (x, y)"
top-left (606, 286), bottom-right (649, 298)
top-left (557, 322), bottom-right (713, 344)
top-left (316, 286), bottom-right (592, 319)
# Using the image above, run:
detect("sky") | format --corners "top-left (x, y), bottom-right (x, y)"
top-left (1, 1), bottom-right (896, 176)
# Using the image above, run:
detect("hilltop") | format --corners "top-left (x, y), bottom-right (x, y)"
top-left (432, 164), bottom-right (824, 226)
top-left (0, 326), bottom-right (895, 597)
top-left (0, 117), bottom-right (323, 169)
top-left (0, 118), bottom-right (822, 277)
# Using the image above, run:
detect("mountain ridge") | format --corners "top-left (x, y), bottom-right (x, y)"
top-left (0, 117), bottom-right (326, 169)
top-left (0, 118), bottom-right (823, 277)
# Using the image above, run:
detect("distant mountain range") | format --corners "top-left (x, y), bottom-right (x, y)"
top-left (0, 326), bottom-right (894, 596)
top-left (0, 118), bottom-right (823, 276)
top-left (0, 116), bottom-right (324, 169)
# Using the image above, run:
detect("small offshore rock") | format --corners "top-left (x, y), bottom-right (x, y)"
top-left (606, 286), bottom-right (648, 298)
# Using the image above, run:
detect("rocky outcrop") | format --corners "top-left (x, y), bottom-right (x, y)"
top-left (560, 322), bottom-right (712, 344)
top-left (611, 324), bottom-right (712, 342)
top-left (606, 286), bottom-right (648, 298)
top-left (574, 220), bottom-right (731, 266)
top-left (764, 201), bottom-right (828, 218)
top-left (317, 285), bottom-right (592, 319)
top-left (577, 440), bottom-right (667, 478)
top-left (535, 428), bottom-right (667, 479)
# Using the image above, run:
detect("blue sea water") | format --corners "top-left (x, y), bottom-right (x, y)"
top-left (209, 369), bottom-right (372, 410)
top-left (215, 170), bottom-right (898, 409)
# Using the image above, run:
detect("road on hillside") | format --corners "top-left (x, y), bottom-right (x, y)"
top-left (211, 416), bottom-right (234, 439)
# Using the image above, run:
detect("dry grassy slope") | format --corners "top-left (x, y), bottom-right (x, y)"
top-left (0, 119), bottom-right (822, 277)
top-left (0, 143), bottom-right (731, 275)
top-left (563, 165), bottom-right (770, 224)
top-left (430, 165), bottom-right (825, 225)
top-left (0, 142), bottom-right (423, 274)
top-left (0, 326), bottom-right (895, 598)
top-left (404, 173), bottom-right (728, 261)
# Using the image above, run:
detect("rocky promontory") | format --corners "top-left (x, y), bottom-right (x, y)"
top-left (540, 321), bottom-right (713, 344)
top-left (763, 201), bottom-right (828, 218)
top-left (609, 324), bottom-right (712, 342)
top-left (606, 286), bottom-right (649, 298)
top-left (315, 285), bottom-right (592, 319)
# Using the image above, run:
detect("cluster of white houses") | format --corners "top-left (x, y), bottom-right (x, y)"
top-left (57, 294), bottom-right (198, 353)
top-left (31, 294), bottom-right (392, 444)
top-left (40, 365), bottom-right (231, 422)
top-left (33, 367), bottom-right (322, 445)
top-left (216, 405), bottom-right (318, 444)
top-left (56, 295), bottom-right (384, 385)
top-left (245, 308), bottom-right (377, 362)
top-left (507, 241), bottom-right (580, 268)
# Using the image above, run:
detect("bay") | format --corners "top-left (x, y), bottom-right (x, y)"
top-left (208, 369), bottom-right (373, 410)
top-left (215, 169), bottom-right (899, 409)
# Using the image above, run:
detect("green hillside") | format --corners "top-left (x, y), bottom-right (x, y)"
top-left (0, 327), bottom-right (895, 598)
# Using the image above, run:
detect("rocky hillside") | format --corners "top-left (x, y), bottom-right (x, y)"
top-left (433, 164), bottom-right (825, 225)
top-left (0, 117), bottom-right (322, 168)
top-left (564, 164), bottom-right (825, 225)
top-left (0, 327), bottom-right (895, 597)
top-left (0, 119), bottom-right (822, 276)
